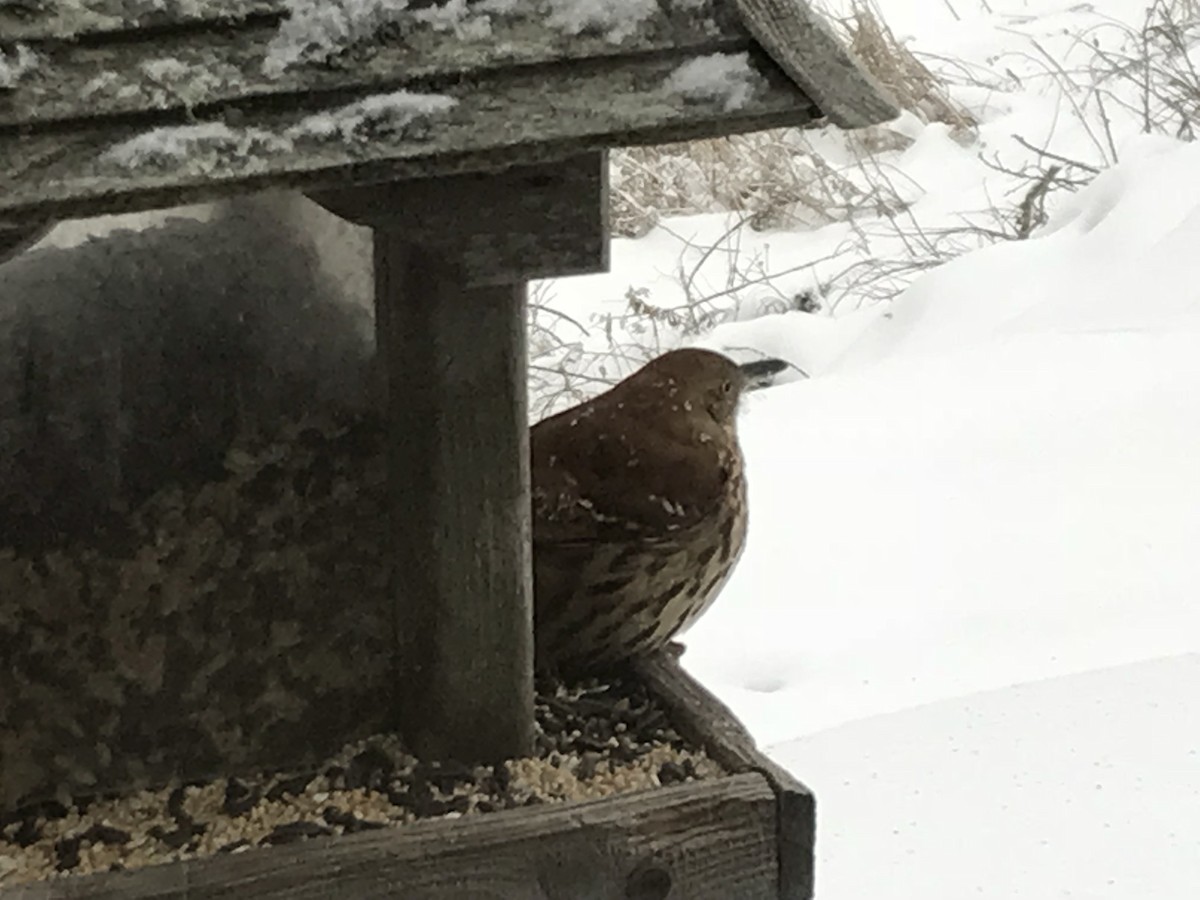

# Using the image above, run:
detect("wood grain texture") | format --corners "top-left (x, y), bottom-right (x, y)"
top-left (635, 650), bottom-right (816, 900)
top-left (1, 3), bottom-right (746, 129)
top-left (733, 0), bottom-right (899, 128)
top-left (0, 48), bottom-right (816, 226)
top-left (370, 230), bottom-right (534, 764)
top-left (0, 0), bottom-right (282, 41)
top-left (311, 153), bottom-right (608, 286)
top-left (0, 773), bottom-right (778, 900)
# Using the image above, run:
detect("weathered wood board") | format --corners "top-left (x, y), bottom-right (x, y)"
top-left (0, 772), bottom-right (780, 900)
top-left (0, 0), bottom-right (284, 41)
top-left (0, 0), bottom-right (897, 228)
top-left (0, 49), bottom-right (817, 227)
top-left (636, 650), bottom-right (817, 900)
top-left (2, 1), bottom-right (750, 126)
top-left (311, 152), bottom-right (609, 286)
top-left (371, 243), bottom-right (534, 763)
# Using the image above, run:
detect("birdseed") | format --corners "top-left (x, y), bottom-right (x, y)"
top-left (0, 402), bottom-right (731, 887)
top-left (0, 676), bottom-right (723, 887)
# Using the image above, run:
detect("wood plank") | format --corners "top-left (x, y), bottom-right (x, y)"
top-left (311, 152), bottom-right (608, 286)
top-left (0, 47), bottom-right (818, 225)
top-left (734, 0), bottom-right (899, 128)
top-left (0, 0), bottom-right (282, 41)
top-left (1, 4), bottom-right (748, 129)
top-left (635, 651), bottom-right (816, 900)
top-left (0, 773), bottom-right (779, 900)
top-left (370, 235), bottom-right (533, 764)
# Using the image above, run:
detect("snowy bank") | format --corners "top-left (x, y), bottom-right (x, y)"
top-left (773, 654), bottom-right (1200, 900)
top-left (673, 130), bottom-right (1200, 900)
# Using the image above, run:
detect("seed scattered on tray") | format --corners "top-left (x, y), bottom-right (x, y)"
top-left (0, 677), bottom-right (723, 887)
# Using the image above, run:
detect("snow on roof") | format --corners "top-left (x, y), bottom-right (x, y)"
top-left (263, 0), bottom-right (398, 75)
top-left (410, 0), bottom-right (495, 39)
top-left (665, 52), bottom-right (765, 112)
top-left (546, 0), bottom-right (659, 43)
top-left (81, 71), bottom-right (121, 99)
top-left (97, 88), bottom-right (455, 171)
top-left (0, 44), bottom-right (38, 91)
top-left (263, 0), bottom-right (501, 75)
top-left (101, 122), bottom-right (292, 170)
top-left (134, 55), bottom-right (247, 109)
top-left (287, 90), bottom-right (458, 143)
top-left (264, 0), bottom-right (684, 75)
top-left (139, 57), bottom-right (192, 82)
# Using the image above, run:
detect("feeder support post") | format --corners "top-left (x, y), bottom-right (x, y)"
top-left (312, 153), bottom-right (608, 762)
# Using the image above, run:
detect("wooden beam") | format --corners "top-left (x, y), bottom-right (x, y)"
top-left (319, 154), bottom-right (609, 762)
top-left (311, 154), bottom-right (608, 286)
top-left (373, 236), bottom-right (533, 764)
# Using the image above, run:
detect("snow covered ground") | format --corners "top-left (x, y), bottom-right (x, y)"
top-left (775, 655), bottom-right (1200, 898)
top-left (540, 0), bottom-right (1200, 896)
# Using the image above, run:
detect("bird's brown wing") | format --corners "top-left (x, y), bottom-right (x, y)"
top-left (530, 406), bottom-right (732, 547)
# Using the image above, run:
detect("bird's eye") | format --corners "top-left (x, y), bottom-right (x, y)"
top-left (722, 380), bottom-right (733, 394)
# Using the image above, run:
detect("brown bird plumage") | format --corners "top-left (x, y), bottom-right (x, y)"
top-left (531, 348), bottom-right (756, 673)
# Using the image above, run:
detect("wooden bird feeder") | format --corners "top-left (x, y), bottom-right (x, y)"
top-left (0, 0), bottom-right (895, 896)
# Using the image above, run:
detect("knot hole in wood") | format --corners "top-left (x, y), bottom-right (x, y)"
top-left (624, 860), bottom-right (673, 900)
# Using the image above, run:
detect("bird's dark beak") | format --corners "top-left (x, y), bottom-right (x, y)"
top-left (738, 358), bottom-right (790, 392)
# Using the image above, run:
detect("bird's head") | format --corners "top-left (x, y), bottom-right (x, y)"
top-left (626, 348), bottom-right (747, 427)
top-left (626, 348), bottom-right (790, 426)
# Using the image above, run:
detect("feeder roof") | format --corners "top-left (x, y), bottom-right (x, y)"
top-left (0, 0), bottom-right (897, 227)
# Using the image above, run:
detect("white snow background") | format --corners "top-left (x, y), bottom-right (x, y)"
top-left (683, 137), bottom-right (1200, 896)
top-left (16, 0), bottom-right (1200, 895)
